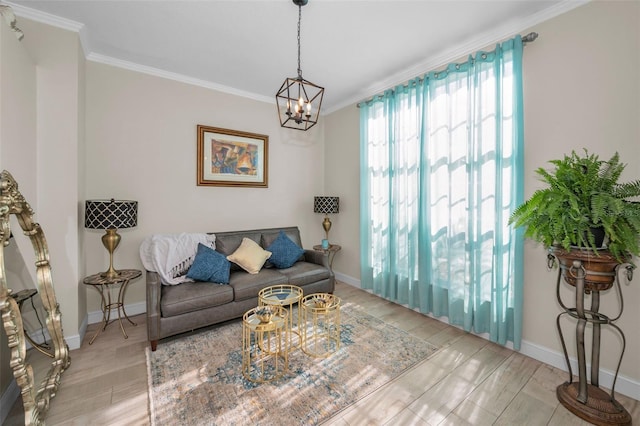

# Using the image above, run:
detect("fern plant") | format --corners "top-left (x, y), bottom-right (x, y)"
top-left (509, 150), bottom-right (640, 263)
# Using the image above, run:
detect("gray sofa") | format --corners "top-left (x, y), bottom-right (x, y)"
top-left (146, 226), bottom-right (334, 351)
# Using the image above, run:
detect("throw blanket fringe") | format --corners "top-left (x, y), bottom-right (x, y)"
top-left (139, 233), bottom-right (216, 285)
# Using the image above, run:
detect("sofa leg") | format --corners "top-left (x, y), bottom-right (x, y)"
top-left (150, 340), bottom-right (158, 351)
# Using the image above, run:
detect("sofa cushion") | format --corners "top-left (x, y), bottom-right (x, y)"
top-left (230, 269), bottom-right (288, 301)
top-left (227, 237), bottom-right (272, 274)
top-left (266, 230), bottom-right (305, 269)
top-left (161, 281), bottom-right (234, 317)
top-left (261, 228), bottom-right (302, 248)
top-left (215, 232), bottom-right (262, 272)
top-left (276, 261), bottom-right (331, 286)
top-left (186, 243), bottom-right (230, 283)
top-left (215, 232), bottom-right (261, 256)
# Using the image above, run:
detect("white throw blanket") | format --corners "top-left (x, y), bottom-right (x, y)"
top-left (139, 233), bottom-right (216, 285)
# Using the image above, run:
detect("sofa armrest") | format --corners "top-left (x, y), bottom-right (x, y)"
top-left (146, 270), bottom-right (162, 349)
top-left (304, 249), bottom-right (330, 269)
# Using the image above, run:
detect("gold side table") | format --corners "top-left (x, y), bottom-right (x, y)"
top-left (83, 269), bottom-right (142, 344)
top-left (242, 306), bottom-right (288, 383)
top-left (258, 284), bottom-right (303, 351)
top-left (301, 293), bottom-right (341, 358)
top-left (313, 243), bottom-right (341, 270)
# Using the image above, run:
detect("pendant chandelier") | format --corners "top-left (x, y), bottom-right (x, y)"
top-left (275, 0), bottom-right (324, 131)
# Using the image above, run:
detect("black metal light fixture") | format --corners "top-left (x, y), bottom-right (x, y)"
top-left (275, 0), bottom-right (324, 131)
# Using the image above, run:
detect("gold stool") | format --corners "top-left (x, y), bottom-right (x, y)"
top-left (242, 305), bottom-right (288, 383)
top-left (258, 285), bottom-right (304, 351)
top-left (301, 293), bottom-right (341, 358)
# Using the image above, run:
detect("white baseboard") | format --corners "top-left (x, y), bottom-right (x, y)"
top-left (334, 271), bottom-right (360, 287)
top-left (61, 301), bottom-right (146, 351)
top-left (518, 340), bottom-right (640, 400)
top-left (333, 270), bottom-right (640, 400)
top-left (86, 300), bottom-right (147, 325)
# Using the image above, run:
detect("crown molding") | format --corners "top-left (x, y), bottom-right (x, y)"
top-left (86, 52), bottom-right (275, 105)
top-left (6, 0), bottom-right (590, 115)
top-left (6, 1), bottom-right (274, 104)
top-left (6, 1), bottom-right (83, 32)
top-left (6, 1), bottom-right (90, 56)
top-left (324, 0), bottom-right (590, 114)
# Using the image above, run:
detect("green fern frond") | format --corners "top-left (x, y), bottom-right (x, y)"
top-left (510, 149), bottom-right (640, 264)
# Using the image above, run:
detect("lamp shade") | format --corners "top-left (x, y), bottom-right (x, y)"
top-left (85, 199), bottom-right (137, 230)
top-left (314, 196), bottom-right (339, 214)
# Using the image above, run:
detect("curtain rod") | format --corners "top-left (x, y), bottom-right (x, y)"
top-left (357, 32), bottom-right (538, 108)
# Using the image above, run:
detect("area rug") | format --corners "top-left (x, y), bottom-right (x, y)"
top-left (146, 302), bottom-right (439, 425)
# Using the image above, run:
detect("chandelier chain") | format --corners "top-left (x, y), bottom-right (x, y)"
top-left (297, 4), bottom-right (302, 78)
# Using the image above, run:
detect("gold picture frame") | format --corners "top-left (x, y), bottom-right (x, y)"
top-left (0, 170), bottom-right (70, 425)
top-left (197, 125), bottom-right (268, 187)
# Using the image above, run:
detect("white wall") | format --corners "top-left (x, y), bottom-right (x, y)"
top-left (325, 0), bottom-right (640, 397)
top-left (520, 0), bottom-right (639, 393)
top-left (18, 18), bottom-right (85, 348)
top-left (324, 105), bottom-right (360, 285)
top-left (84, 62), bottom-right (327, 312)
top-left (0, 12), bottom-right (37, 403)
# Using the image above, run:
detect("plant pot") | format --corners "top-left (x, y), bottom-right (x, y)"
top-left (586, 226), bottom-right (605, 248)
top-left (549, 246), bottom-right (627, 292)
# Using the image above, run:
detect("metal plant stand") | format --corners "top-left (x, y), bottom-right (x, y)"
top-left (550, 248), bottom-right (633, 426)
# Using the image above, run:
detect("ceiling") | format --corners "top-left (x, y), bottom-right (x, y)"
top-left (8, 0), bottom-right (583, 114)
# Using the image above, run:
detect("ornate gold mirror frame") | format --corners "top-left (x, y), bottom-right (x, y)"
top-left (0, 170), bottom-right (70, 425)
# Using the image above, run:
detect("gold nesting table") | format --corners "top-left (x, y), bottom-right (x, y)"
top-left (258, 284), bottom-right (304, 351)
top-left (242, 305), bottom-right (288, 383)
top-left (301, 293), bottom-right (341, 358)
top-left (242, 286), bottom-right (342, 383)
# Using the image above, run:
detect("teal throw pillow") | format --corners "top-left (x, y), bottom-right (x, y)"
top-left (266, 230), bottom-right (304, 269)
top-left (186, 243), bottom-right (230, 284)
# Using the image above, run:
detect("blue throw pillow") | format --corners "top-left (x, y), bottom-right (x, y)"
top-left (186, 243), bottom-right (230, 284)
top-left (266, 230), bottom-right (304, 269)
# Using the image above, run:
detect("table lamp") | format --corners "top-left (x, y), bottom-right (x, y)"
top-left (313, 196), bottom-right (339, 243)
top-left (85, 199), bottom-right (138, 279)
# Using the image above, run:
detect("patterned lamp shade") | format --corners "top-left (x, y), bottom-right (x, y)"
top-left (314, 196), bottom-right (339, 214)
top-left (85, 199), bottom-right (138, 230)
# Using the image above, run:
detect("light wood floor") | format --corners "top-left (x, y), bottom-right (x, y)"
top-left (5, 281), bottom-right (639, 425)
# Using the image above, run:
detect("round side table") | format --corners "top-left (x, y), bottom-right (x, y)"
top-left (242, 305), bottom-right (288, 383)
top-left (301, 293), bottom-right (341, 358)
top-left (312, 244), bottom-right (341, 270)
top-left (258, 284), bottom-right (303, 351)
top-left (83, 269), bottom-right (142, 344)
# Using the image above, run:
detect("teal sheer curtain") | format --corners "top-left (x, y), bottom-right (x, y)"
top-left (359, 36), bottom-right (524, 349)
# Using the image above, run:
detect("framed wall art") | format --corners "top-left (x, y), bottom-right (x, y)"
top-left (197, 125), bottom-right (269, 187)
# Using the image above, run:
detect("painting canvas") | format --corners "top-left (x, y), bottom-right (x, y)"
top-left (197, 125), bottom-right (268, 187)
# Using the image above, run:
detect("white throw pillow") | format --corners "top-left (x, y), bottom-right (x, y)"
top-left (226, 237), bottom-right (272, 274)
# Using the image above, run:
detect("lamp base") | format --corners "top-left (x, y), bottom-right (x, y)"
top-left (101, 229), bottom-right (121, 280)
top-left (100, 268), bottom-right (121, 280)
top-left (322, 216), bottom-right (332, 241)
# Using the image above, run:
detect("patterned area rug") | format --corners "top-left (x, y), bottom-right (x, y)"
top-left (146, 302), bottom-right (439, 425)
